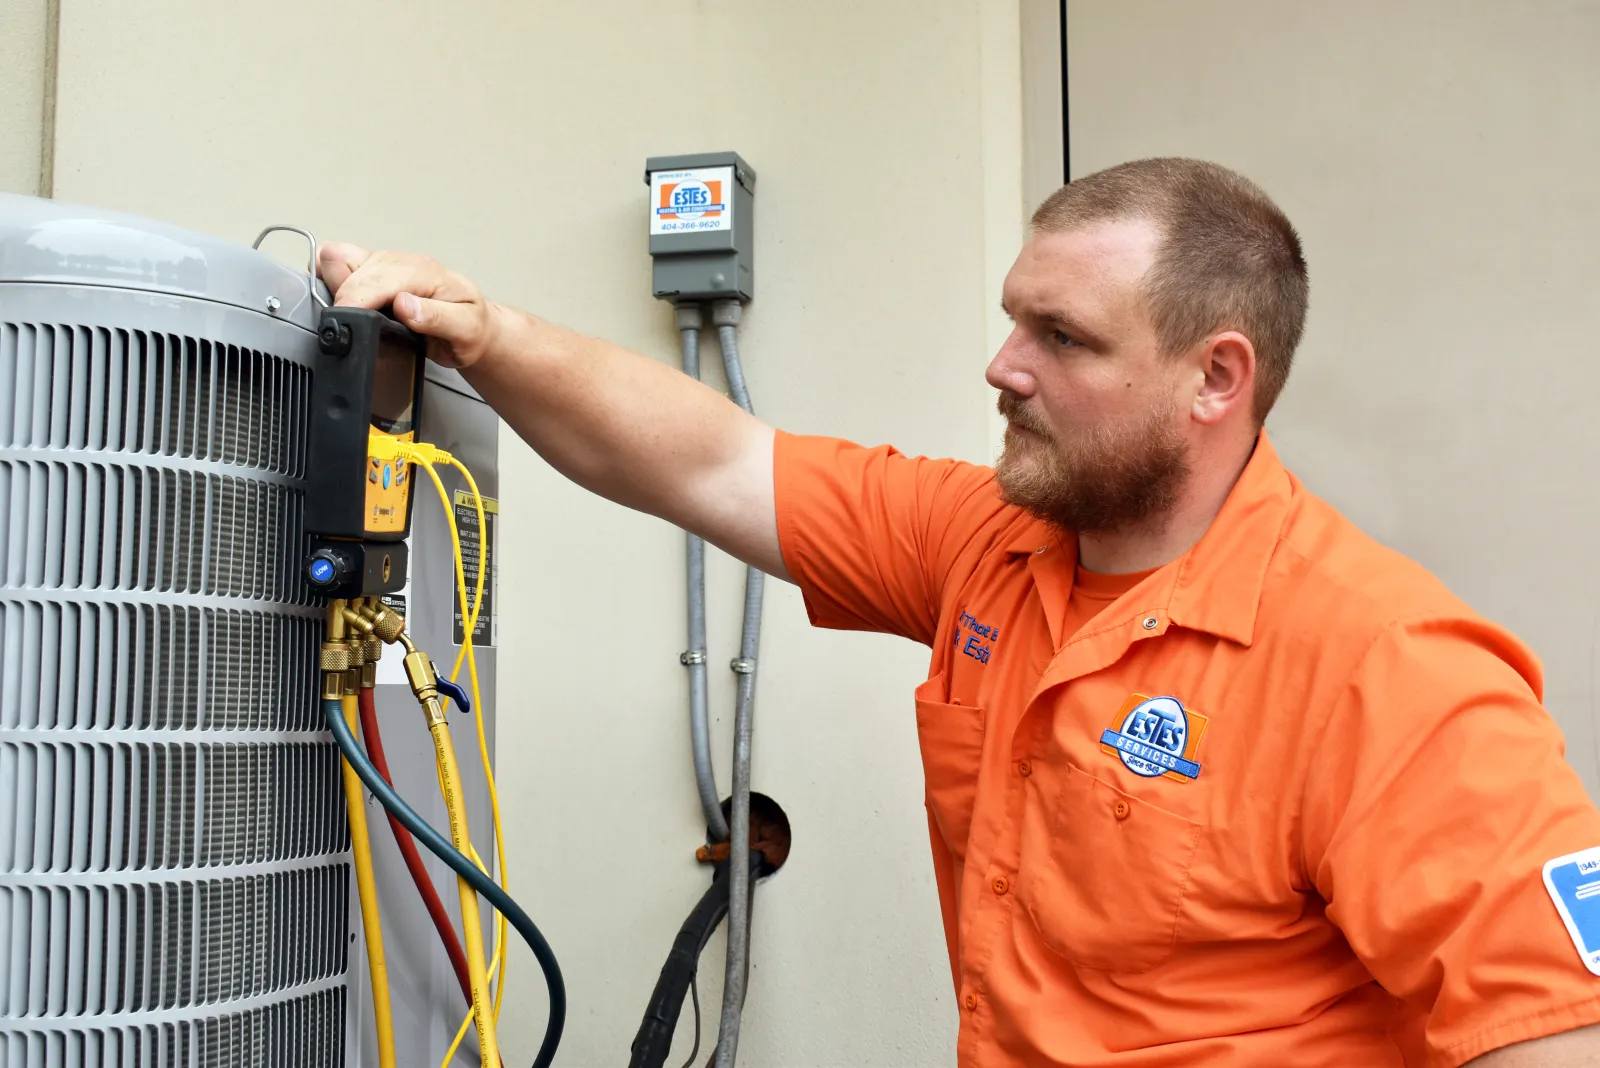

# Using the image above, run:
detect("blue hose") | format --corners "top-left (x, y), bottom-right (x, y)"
top-left (323, 697), bottom-right (566, 1067)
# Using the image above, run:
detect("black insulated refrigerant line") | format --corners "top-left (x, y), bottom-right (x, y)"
top-left (628, 851), bottom-right (764, 1068)
top-left (322, 697), bottom-right (567, 1068)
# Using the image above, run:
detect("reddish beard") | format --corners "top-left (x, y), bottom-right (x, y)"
top-left (993, 390), bottom-right (1190, 535)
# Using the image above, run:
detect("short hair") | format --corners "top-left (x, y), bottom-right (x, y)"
top-left (1031, 158), bottom-right (1309, 422)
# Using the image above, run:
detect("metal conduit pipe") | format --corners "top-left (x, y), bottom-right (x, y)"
top-left (677, 302), bottom-right (731, 843)
top-left (711, 298), bottom-right (764, 1068)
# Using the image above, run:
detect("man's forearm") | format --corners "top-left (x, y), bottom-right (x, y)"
top-left (460, 305), bottom-right (784, 572)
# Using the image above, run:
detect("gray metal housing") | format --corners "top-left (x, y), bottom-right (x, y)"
top-left (645, 151), bottom-right (757, 302)
top-left (0, 194), bottom-right (498, 1066)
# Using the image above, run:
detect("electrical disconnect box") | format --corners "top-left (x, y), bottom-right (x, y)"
top-left (645, 151), bottom-right (756, 302)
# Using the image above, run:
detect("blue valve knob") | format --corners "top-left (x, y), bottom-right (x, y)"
top-left (308, 558), bottom-right (336, 584)
top-left (436, 677), bottom-right (471, 714)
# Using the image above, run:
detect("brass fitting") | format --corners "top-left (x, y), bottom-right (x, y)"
top-left (325, 598), bottom-right (348, 640)
top-left (361, 661), bottom-right (377, 689)
top-left (343, 667), bottom-right (361, 696)
top-left (319, 643), bottom-right (351, 673)
top-left (342, 607), bottom-right (375, 635)
top-left (362, 601), bottom-right (407, 645)
top-left (365, 635), bottom-right (383, 664)
top-left (403, 647), bottom-right (448, 727)
top-left (320, 599), bottom-right (352, 702)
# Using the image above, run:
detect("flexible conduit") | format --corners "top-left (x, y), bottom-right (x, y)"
top-left (710, 299), bottom-right (763, 1068)
top-left (676, 303), bottom-right (731, 843)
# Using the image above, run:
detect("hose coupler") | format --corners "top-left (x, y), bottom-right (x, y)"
top-left (403, 647), bottom-right (448, 727)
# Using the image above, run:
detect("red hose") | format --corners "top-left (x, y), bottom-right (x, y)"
top-left (357, 687), bottom-right (477, 1011)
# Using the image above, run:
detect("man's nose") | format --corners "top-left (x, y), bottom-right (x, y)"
top-left (986, 329), bottom-right (1035, 396)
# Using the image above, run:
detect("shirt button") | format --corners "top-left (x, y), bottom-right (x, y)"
top-left (992, 876), bottom-right (1009, 895)
top-left (1113, 799), bottom-right (1131, 820)
top-left (964, 993), bottom-right (977, 1011)
top-left (1018, 760), bottom-right (1032, 777)
top-left (1035, 545), bottom-right (1047, 554)
top-left (1142, 616), bottom-right (1158, 630)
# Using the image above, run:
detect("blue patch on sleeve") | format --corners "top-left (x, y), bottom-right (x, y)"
top-left (1543, 847), bottom-right (1600, 976)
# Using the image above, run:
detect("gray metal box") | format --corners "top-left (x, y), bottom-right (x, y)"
top-left (645, 151), bottom-right (756, 302)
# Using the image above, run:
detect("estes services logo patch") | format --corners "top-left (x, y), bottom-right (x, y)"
top-left (1100, 693), bottom-right (1208, 783)
top-left (1543, 847), bottom-right (1600, 975)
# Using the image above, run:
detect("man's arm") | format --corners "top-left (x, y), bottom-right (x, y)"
top-left (318, 243), bottom-right (789, 580)
top-left (1468, 1024), bottom-right (1600, 1066)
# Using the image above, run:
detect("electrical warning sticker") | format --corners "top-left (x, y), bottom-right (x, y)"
top-left (453, 490), bottom-right (498, 648)
top-left (650, 166), bottom-right (734, 236)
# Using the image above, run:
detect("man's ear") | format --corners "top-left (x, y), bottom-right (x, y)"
top-left (1192, 331), bottom-right (1256, 426)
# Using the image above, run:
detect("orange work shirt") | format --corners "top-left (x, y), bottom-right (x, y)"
top-left (773, 430), bottom-right (1600, 1067)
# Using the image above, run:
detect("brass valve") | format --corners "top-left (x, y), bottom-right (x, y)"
top-left (402, 645), bottom-right (448, 727)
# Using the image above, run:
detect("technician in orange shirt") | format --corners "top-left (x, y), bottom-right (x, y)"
top-left (322, 157), bottom-right (1600, 1066)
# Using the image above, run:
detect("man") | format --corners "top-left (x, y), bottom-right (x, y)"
top-left (321, 158), bottom-right (1600, 1066)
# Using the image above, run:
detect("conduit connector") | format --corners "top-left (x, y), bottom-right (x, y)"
top-left (680, 650), bottom-right (706, 666)
top-left (729, 657), bottom-right (755, 675)
top-left (675, 303), bottom-right (704, 331)
top-left (710, 299), bottom-right (742, 328)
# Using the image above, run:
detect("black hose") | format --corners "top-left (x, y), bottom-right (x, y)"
top-left (629, 852), bottom-right (764, 1068)
top-left (323, 697), bottom-right (566, 1067)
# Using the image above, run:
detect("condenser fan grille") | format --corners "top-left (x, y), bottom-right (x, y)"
top-left (0, 312), bottom-right (348, 1065)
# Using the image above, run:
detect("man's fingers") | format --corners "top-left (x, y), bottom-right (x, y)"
top-left (315, 242), bottom-right (369, 295)
top-left (393, 292), bottom-right (479, 351)
top-left (333, 252), bottom-right (449, 311)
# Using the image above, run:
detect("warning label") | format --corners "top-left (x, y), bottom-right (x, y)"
top-left (452, 490), bottom-right (498, 647)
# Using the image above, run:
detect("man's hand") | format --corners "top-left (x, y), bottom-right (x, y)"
top-left (314, 242), bottom-right (787, 580)
top-left (317, 243), bottom-right (500, 370)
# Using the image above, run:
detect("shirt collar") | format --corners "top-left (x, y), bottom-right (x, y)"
top-left (1002, 431), bottom-right (1293, 647)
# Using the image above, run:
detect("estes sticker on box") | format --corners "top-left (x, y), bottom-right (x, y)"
top-left (651, 167), bottom-right (734, 235)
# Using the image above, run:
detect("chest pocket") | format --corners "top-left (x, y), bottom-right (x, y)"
top-left (914, 672), bottom-right (985, 866)
top-left (1017, 759), bottom-right (1203, 973)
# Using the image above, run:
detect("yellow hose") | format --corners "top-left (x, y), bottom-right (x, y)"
top-left (440, 843), bottom-right (503, 1068)
top-left (429, 713), bottom-right (500, 1068)
top-left (340, 692), bottom-right (397, 1068)
top-left (444, 458), bottom-right (509, 1022)
top-left (412, 451), bottom-right (511, 1024)
top-left (398, 443), bottom-right (510, 1051)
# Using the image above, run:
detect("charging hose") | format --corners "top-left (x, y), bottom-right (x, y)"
top-left (340, 691), bottom-right (399, 1068)
top-left (323, 696), bottom-right (566, 1068)
top-left (357, 686), bottom-right (480, 1019)
top-left (427, 702), bottom-right (500, 1068)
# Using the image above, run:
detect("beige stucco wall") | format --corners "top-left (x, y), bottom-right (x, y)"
top-left (0, 0), bottom-right (50, 195)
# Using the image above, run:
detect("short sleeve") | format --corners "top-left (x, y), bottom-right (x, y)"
top-left (1301, 618), bottom-right (1600, 1066)
top-left (773, 432), bottom-right (1005, 646)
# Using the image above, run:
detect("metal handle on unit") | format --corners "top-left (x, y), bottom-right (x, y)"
top-left (252, 224), bottom-right (329, 308)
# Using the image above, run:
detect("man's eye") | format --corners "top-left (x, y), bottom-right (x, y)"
top-left (1051, 330), bottom-right (1078, 347)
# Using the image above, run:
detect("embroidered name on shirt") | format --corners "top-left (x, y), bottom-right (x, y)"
top-left (1100, 693), bottom-right (1209, 783)
top-left (953, 610), bottom-right (1000, 665)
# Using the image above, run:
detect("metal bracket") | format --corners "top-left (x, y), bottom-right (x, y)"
top-left (252, 224), bottom-right (329, 309)
top-left (729, 657), bottom-right (755, 675)
top-left (680, 651), bottom-right (707, 666)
